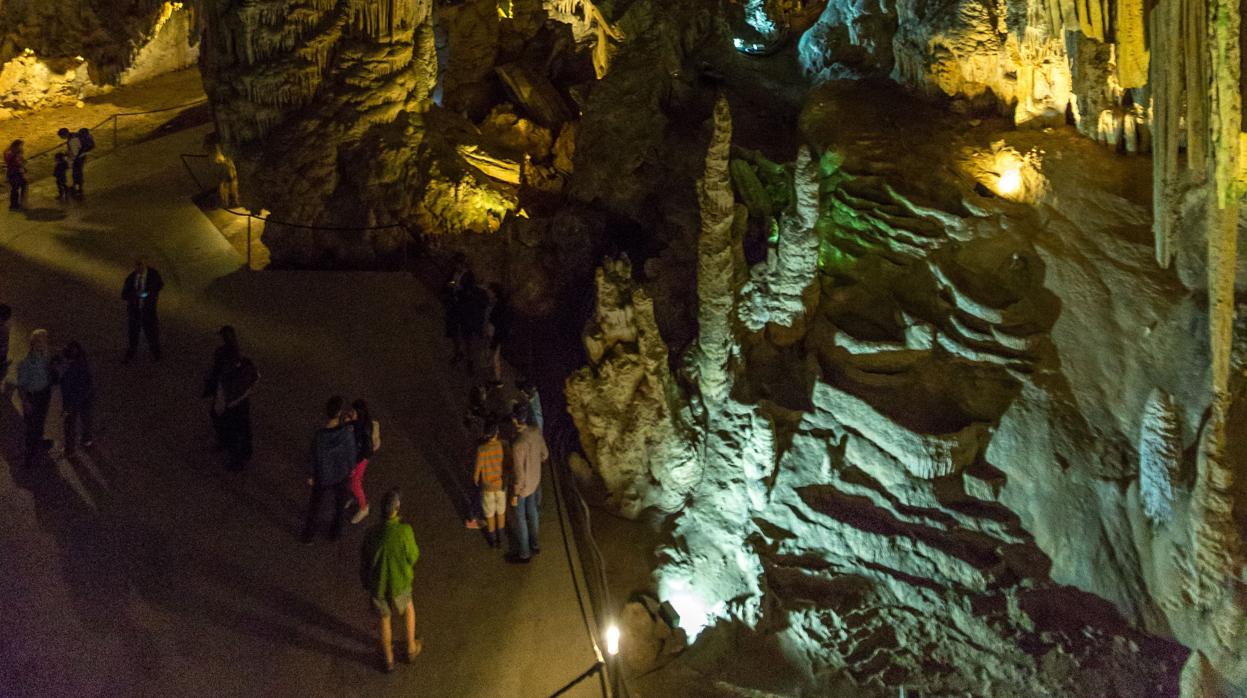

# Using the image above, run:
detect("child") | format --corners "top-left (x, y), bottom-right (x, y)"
top-left (53, 153), bottom-right (69, 201)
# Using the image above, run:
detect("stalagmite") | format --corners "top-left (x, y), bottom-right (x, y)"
top-left (1138, 389), bottom-right (1181, 524)
top-left (738, 146), bottom-right (821, 331)
top-left (693, 95), bottom-right (740, 401)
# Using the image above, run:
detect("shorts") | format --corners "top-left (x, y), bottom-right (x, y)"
top-left (480, 489), bottom-right (506, 518)
top-left (372, 588), bottom-right (412, 617)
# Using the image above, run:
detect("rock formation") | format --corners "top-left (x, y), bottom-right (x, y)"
top-left (185, 0), bottom-right (1245, 691)
top-left (565, 82), bottom-right (1244, 694)
top-left (0, 1), bottom-right (198, 118)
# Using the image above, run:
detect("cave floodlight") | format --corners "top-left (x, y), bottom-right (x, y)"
top-left (996, 167), bottom-right (1022, 197)
top-left (605, 624), bottom-right (621, 656)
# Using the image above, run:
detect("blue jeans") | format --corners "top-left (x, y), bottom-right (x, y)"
top-left (514, 488), bottom-right (541, 558)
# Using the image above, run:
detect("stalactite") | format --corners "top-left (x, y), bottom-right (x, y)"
top-left (694, 95), bottom-right (740, 402)
top-left (1116, 0), bottom-right (1149, 88)
top-left (1207, 0), bottom-right (1242, 209)
top-left (1149, 0), bottom-right (1184, 267)
top-left (1183, 0), bottom-right (1209, 174)
top-left (1076, 0), bottom-right (1107, 41)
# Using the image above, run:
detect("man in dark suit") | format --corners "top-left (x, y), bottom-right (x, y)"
top-left (121, 258), bottom-right (163, 362)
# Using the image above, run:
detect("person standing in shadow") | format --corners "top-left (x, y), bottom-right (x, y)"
top-left (206, 326), bottom-right (259, 470)
top-left (59, 341), bottom-right (95, 456)
top-left (17, 329), bottom-right (56, 466)
top-left (121, 259), bottom-right (163, 362)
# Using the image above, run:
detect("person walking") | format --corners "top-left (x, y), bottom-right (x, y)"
top-left (360, 488), bottom-right (422, 673)
top-left (212, 327), bottom-right (259, 470)
top-left (472, 422), bottom-right (507, 548)
top-left (301, 396), bottom-right (356, 543)
top-left (121, 259), bottom-right (163, 362)
top-left (17, 329), bottom-right (56, 466)
top-left (508, 406), bottom-right (548, 563)
top-left (59, 341), bottom-right (95, 455)
top-left (348, 399), bottom-right (381, 524)
top-left (4, 139), bottom-right (28, 211)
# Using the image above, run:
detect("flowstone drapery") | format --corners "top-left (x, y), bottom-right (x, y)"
top-left (566, 98), bottom-right (1188, 695)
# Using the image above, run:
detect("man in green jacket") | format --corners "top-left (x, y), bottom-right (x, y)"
top-left (360, 489), bottom-right (421, 672)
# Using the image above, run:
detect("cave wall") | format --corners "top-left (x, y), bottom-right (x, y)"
top-left (0, 1), bottom-right (199, 118)
top-left (565, 90), bottom-right (1216, 694)
top-left (199, 0), bottom-right (439, 264)
top-left (798, 0), bottom-right (1150, 149)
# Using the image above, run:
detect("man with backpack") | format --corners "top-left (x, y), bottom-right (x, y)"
top-left (58, 127), bottom-right (93, 198)
top-left (302, 396), bottom-right (357, 543)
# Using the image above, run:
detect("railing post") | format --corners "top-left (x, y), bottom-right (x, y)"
top-left (246, 215), bottom-right (253, 270)
top-left (402, 226), bottom-right (410, 272)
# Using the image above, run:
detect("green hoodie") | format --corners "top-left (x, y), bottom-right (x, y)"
top-left (360, 517), bottom-right (419, 600)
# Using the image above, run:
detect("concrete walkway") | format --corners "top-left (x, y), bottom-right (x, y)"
top-left (0, 125), bottom-right (601, 697)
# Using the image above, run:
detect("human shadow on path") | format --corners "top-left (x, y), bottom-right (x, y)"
top-left (22, 207), bottom-right (69, 222)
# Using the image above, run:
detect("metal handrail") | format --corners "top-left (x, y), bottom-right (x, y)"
top-left (178, 152), bottom-right (417, 270)
top-left (25, 97), bottom-right (208, 162)
top-left (548, 425), bottom-right (628, 697)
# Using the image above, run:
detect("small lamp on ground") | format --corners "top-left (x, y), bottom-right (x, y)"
top-left (606, 624), bottom-right (621, 656)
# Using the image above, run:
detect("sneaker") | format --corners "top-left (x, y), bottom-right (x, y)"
top-left (531, 545), bottom-right (540, 555)
top-left (351, 505), bottom-right (370, 524)
top-left (505, 554), bottom-right (531, 564)
top-left (465, 518), bottom-right (481, 530)
top-left (406, 639), bottom-right (423, 663)
top-left (81, 439), bottom-right (95, 448)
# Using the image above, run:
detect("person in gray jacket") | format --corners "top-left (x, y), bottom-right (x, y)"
top-left (301, 396), bottom-right (357, 543)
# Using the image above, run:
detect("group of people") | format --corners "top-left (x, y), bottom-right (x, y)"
top-left (2, 247), bottom-right (560, 674)
top-left (9, 326), bottom-right (96, 467)
top-left (442, 257), bottom-right (512, 383)
top-left (3, 127), bottom-right (95, 211)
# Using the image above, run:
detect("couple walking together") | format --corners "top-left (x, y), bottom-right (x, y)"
top-left (303, 395), bottom-right (382, 542)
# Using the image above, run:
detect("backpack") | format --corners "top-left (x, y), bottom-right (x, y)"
top-left (77, 128), bottom-right (95, 154)
top-left (370, 419), bottom-right (381, 454)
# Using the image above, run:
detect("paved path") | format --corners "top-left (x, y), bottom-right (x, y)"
top-left (1, 125), bottom-right (601, 697)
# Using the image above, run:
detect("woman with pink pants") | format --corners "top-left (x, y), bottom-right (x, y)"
top-left (348, 399), bottom-right (381, 524)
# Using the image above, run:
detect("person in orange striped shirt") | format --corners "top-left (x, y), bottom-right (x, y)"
top-left (473, 422), bottom-right (508, 548)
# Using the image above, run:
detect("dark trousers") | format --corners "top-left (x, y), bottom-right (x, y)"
top-left (63, 402), bottom-right (94, 453)
top-left (219, 400), bottom-right (253, 469)
top-left (8, 174), bottom-right (26, 209)
top-left (23, 388), bottom-right (52, 465)
top-left (127, 306), bottom-right (160, 359)
top-left (301, 481), bottom-right (350, 541)
top-left (72, 156), bottom-right (85, 193)
top-left (56, 179), bottom-right (69, 200)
